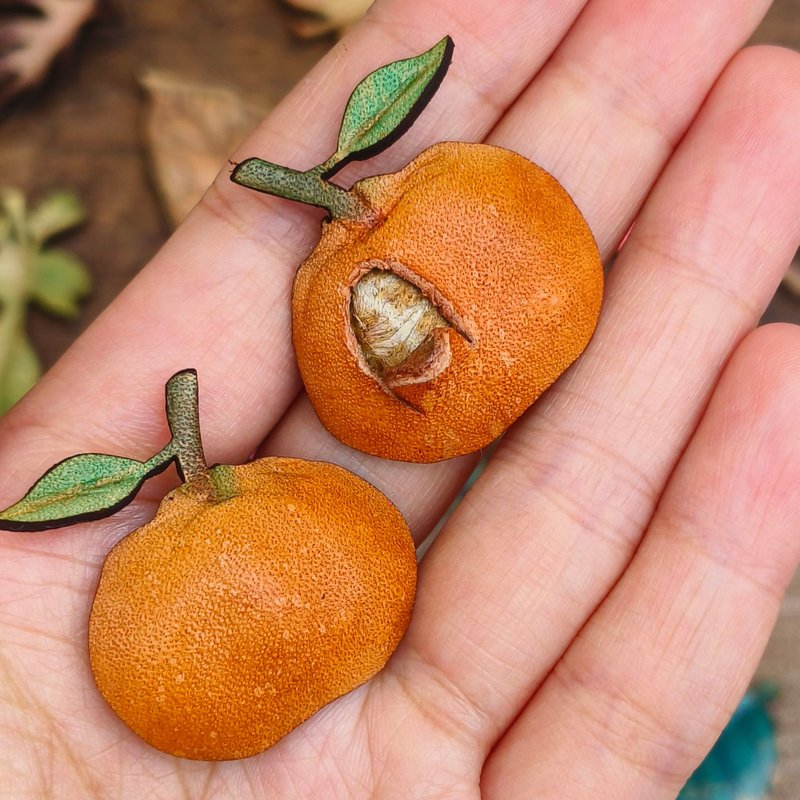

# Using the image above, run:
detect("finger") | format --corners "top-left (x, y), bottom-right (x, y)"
top-left (388, 45), bottom-right (800, 748)
top-left (488, 0), bottom-right (773, 256)
top-left (0, 0), bottom-right (585, 504)
top-left (482, 323), bottom-right (800, 799)
top-left (258, 0), bottom-right (772, 542)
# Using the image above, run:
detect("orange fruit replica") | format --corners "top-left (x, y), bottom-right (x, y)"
top-left (293, 141), bottom-right (603, 462)
top-left (0, 370), bottom-right (416, 761)
top-left (232, 37), bottom-right (603, 462)
top-left (89, 457), bottom-right (415, 760)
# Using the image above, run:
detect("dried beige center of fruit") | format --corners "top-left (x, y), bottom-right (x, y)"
top-left (350, 269), bottom-right (451, 388)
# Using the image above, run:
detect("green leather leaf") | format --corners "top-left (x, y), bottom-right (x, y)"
top-left (328, 35), bottom-right (453, 174)
top-left (0, 453), bottom-right (156, 530)
top-left (31, 248), bottom-right (91, 318)
top-left (0, 331), bottom-right (40, 414)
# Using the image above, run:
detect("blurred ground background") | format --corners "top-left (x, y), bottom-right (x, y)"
top-left (0, 0), bottom-right (799, 795)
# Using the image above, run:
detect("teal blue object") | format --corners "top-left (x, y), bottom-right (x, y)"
top-left (678, 684), bottom-right (778, 800)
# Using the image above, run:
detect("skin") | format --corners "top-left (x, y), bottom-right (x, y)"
top-left (0, 0), bottom-right (798, 797)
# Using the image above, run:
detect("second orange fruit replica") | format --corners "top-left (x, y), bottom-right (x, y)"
top-left (0, 370), bottom-right (416, 760)
top-left (233, 37), bottom-right (603, 462)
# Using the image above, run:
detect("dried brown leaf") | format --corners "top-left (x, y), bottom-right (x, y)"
top-left (0, 0), bottom-right (96, 106)
top-left (284, 0), bottom-right (372, 38)
top-left (140, 70), bottom-right (270, 228)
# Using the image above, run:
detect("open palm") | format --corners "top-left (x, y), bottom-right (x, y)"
top-left (2, 0), bottom-right (800, 797)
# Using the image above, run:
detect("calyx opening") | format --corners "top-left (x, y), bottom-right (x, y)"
top-left (350, 269), bottom-right (452, 388)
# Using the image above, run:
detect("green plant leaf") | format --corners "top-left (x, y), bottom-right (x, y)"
top-left (27, 191), bottom-right (86, 241)
top-left (325, 35), bottom-right (453, 175)
top-left (31, 248), bottom-right (91, 318)
top-left (0, 187), bottom-right (90, 422)
top-left (0, 453), bottom-right (163, 531)
top-left (0, 188), bottom-right (27, 232)
top-left (0, 332), bottom-right (40, 414)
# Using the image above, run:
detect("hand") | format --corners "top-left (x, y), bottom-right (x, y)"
top-left (1, 1), bottom-right (799, 797)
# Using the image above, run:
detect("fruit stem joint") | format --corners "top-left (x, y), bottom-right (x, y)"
top-left (231, 158), bottom-right (371, 221)
top-left (165, 369), bottom-right (207, 481)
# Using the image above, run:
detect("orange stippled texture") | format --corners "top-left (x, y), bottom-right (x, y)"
top-left (88, 457), bottom-right (416, 761)
top-left (292, 141), bottom-right (604, 462)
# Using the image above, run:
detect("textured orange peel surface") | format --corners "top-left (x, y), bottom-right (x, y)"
top-left (88, 457), bottom-right (416, 761)
top-left (292, 141), bottom-right (604, 462)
